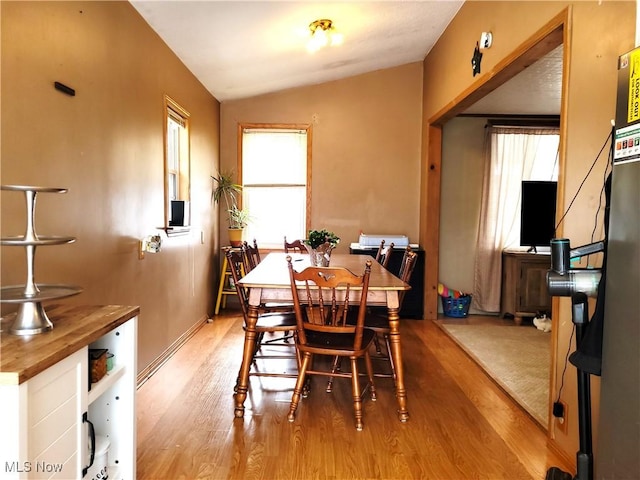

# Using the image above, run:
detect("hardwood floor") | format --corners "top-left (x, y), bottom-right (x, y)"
top-left (136, 308), bottom-right (572, 479)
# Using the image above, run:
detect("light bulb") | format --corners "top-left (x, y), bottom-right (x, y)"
top-left (307, 28), bottom-right (328, 53)
top-left (330, 32), bottom-right (343, 46)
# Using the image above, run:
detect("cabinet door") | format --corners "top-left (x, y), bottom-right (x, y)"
top-left (518, 261), bottom-right (551, 312)
top-left (29, 348), bottom-right (87, 479)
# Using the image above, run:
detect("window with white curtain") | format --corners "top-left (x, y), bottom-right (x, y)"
top-left (473, 126), bottom-right (560, 312)
top-left (240, 125), bottom-right (311, 248)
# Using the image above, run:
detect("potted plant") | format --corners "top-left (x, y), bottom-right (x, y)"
top-left (304, 229), bottom-right (340, 266)
top-left (212, 171), bottom-right (249, 247)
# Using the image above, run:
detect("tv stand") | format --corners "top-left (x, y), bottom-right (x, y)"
top-left (500, 250), bottom-right (552, 324)
top-left (527, 245), bottom-right (538, 253)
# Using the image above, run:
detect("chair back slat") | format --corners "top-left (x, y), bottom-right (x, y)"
top-left (374, 239), bottom-right (395, 269)
top-left (397, 249), bottom-right (417, 307)
top-left (242, 239), bottom-right (261, 272)
top-left (380, 242), bottom-right (395, 269)
top-left (374, 239), bottom-right (386, 262)
top-left (284, 237), bottom-right (306, 254)
top-left (287, 257), bottom-right (372, 351)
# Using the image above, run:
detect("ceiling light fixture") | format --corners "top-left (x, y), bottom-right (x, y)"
top-left (307, 19), bottom-right (343, 53)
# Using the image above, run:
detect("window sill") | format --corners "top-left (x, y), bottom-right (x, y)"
top-left (160, 226), bottom-right (191, 237)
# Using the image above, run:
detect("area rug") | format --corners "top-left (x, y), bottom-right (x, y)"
top-left (440, 323), bottom-right (550, 426)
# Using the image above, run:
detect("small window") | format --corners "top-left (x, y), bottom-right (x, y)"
top-left (240, 124), bottom-right (311, 248)
top-left (163, 95), bottom-right (190, 231)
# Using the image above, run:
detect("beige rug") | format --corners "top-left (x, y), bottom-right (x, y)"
top-left (440, 323), bottom-right (550, 426)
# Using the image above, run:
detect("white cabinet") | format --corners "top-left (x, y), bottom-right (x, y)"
top-left (87, 317), bottom-right (137, 480)
top-left (1, 349), bottom-right (87, 479)
top-left (0, 305), bottom-right (138, 480)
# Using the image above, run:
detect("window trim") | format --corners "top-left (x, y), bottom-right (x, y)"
top-left (237, 123), bottom-right (312, 244)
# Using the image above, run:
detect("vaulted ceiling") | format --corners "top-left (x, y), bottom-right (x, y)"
top-left (130, 1), bottom-right (561, 114)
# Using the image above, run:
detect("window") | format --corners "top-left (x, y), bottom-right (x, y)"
top-left (163, 95), bottom-right (190, 231)
top-left (239, 124), bottom-right (311, 248)
top-left (473, 126), bottom-right (560, 312)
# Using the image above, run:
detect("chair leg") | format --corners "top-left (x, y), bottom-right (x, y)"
top-left (326, 356), bottom-right (342, 393)
top-left (384, 333), bottom-right (397, 381)
top-left (350, 357), bottom-right (364, 431)
top-left (302, 352), bottom-right (314, 398)
top-left (373, 333), bottom-right (383, 355)
top-left (288, 352), bottom-right (312, 423)
top-left (252, 332), bottom-right (265, 360)
top-left (364, 351), bottom-right (377, 401)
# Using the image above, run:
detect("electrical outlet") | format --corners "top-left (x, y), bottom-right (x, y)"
top-left (556, 401), bottom-right (568, 434)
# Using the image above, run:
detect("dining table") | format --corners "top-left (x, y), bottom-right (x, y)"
top-left (235, 251), bottom-right (412, 422)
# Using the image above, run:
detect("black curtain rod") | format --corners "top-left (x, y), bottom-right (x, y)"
top-left (458, 114), bottom-right (560, 128)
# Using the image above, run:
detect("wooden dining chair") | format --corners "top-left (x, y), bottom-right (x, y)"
top-left (338, 246), bottom-right (417, 381)
top-left (380, 242), bottom-right (395, 269)
top-left (242, 239), bottom-right (261, 272)
top-left (284, 236), bottom-right (306, 254)
top-left (374, 239), bottom-right (386, 263)
top-left (226, 248), bottom-right (298, 388)
top-left (286, 256), bottom-right (377, 431)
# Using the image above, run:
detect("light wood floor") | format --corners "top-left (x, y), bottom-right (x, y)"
top-left (136, 308), bottom-right (572, 479)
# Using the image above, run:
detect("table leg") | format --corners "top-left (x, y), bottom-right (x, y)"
top-left (387, 306), bottom-right (409, 422)
top-left (234, 303), bottom-right (259, 418)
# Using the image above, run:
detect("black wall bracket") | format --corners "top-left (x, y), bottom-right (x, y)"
top-left (54, 81), bottom-right (75, 96)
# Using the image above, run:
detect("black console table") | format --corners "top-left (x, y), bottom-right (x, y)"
top-left (349, 244), bottom-right (425, 319)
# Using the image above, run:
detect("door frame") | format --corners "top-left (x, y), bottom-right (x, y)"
top-left (423, 8), bottom-right (570, 431)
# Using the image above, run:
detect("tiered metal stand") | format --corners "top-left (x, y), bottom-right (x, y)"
top-left (1, 185), bottom-right (82, 335)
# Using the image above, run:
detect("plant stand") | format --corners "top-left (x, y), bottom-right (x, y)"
top-left (214, 246), bottom-right (243, 314)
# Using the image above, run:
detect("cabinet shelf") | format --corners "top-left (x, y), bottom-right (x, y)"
top-left (88, 364), bottom-right (126, 405)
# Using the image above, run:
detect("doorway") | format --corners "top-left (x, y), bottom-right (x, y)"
top-left (425, 16), bottom-right (567, 429)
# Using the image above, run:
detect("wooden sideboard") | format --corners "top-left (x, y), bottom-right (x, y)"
top-left (0, 304), bottom-right (139, 479)
top-left (500, 250), bottom-right (551, 324)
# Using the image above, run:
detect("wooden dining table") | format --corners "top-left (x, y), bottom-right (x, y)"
top-left (235, 252), bottom-right (412, 422)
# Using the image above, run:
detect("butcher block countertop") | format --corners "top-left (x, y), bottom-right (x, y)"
top-left (0, 304), bottom-right (139, 385)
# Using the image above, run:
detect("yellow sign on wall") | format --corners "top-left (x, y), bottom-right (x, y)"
top-left (627, 49), bottom-right (640, 123)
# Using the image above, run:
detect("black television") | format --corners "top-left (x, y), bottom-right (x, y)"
top-left (520, 180), bottom-right (557, 252)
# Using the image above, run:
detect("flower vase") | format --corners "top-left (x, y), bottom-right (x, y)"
top-left (305, 241), bottom-right (333, 267)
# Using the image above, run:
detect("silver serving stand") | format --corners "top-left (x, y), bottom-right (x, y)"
top-left (1, 185), bottom-right (82, 335)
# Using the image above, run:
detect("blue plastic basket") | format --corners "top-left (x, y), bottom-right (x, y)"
top-left (441, 295), bottom-right (472, 318)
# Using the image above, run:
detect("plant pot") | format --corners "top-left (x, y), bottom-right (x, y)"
top-left (304, 242), bottom-right (334, 267)
top-left (228, 228), bottom-right (243, 247)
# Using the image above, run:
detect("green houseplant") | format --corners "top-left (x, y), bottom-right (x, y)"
top-left (212, 171), bottom-right (249, 246)
top-left (305, 229), bottom-right (340, 249)
top-left (304, 229), bottom-right (340, 266)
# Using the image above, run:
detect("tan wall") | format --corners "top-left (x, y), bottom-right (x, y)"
top-left (220, 63), bottom-right (423, 252)
top-left (1, 1), bottom-right (221, 372)
top-left (421, 0), bottom-right (635, 463)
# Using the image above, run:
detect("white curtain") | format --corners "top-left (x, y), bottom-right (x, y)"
top-left (473, 126), bottom-right (559, 312)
